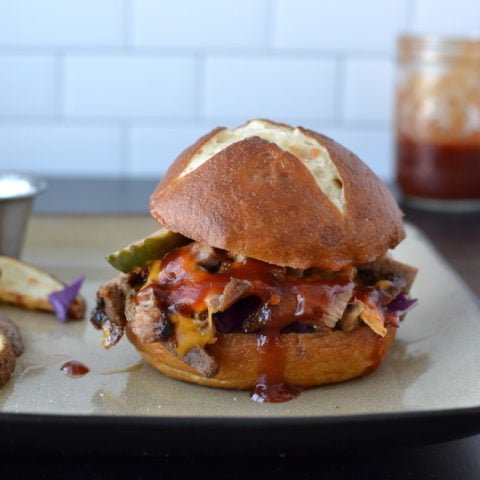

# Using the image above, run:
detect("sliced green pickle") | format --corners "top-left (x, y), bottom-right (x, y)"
top-left (106, 228), bottom-right (191, 273)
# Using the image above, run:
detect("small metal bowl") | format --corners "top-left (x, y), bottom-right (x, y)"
top-left (0, 173), bottom-right (46, 258)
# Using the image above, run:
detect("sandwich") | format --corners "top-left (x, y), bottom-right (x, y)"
top-left (91, 119), bottom-right (417, 403)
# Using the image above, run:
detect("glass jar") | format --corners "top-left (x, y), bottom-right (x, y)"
top-left (395, 35), bottom-right (480, 211)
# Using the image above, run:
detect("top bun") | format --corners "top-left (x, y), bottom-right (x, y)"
top-left (150, 119), bottom-right (405, 270)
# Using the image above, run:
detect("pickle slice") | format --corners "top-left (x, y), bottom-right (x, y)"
top-left (106, 228), bottom-right (191, 273)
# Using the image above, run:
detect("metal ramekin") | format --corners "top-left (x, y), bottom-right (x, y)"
top-left (0, 173), bottom-right (46, 258)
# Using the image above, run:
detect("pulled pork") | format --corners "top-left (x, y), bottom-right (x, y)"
top-left (91, 243), bottom-right (417, 377)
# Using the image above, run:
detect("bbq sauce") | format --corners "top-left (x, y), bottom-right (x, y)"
top-left (397, 136), bottom-right (480, 199)
top-left (250, 332), bottom-right (301, 403)
top-left (60, 360), bottom-right (90, 377)
top-left (146, 245), bottom-right (354, 329)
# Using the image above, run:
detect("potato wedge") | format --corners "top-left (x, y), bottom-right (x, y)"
top-left (0, 313), bottom-right (24, 356)
top-left (0, 333), bottom-right (15, 388)
top-left (0, 256), bottom-right (85, 319)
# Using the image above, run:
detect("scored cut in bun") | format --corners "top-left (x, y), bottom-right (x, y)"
top-left (150, 119), bottom-right (405, 271)
top-left (126, 323), bottom-right (397, 389)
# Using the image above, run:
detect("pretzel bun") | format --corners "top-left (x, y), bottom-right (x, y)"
top-left (151, 119), bottom-right (405, 270)
top-left (126, 323), bottom-right (397, 389)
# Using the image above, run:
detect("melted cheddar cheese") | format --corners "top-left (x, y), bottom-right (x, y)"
top-left (169, 312), bottom-right (217, 356)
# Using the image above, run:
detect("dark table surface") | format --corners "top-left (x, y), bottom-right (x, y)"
top-left (7, 177), bottom-right (477, 479)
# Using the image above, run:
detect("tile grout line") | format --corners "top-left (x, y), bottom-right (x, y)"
top-left (0, 46), bottom-right (395, 59)
top-left (0, 115), bottom-right (390, 130)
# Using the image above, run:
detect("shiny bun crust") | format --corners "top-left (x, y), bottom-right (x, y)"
top-left (126, 324), bottom-right (397, 389)
top-left (150, 119), bottom-right (405, 271)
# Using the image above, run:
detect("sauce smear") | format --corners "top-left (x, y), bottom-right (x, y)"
top-left (250, 333), bottom-right (301, 403)
top-left (60, 360), bottom-right (90, 377)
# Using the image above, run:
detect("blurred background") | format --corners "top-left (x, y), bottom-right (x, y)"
top-left (0, 0), bottom-right (479, 182)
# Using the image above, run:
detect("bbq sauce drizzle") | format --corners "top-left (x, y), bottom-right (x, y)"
top-left (142, 244), bottom-right (392, 403)
top-left (250, 332), bottom-right (302, 403)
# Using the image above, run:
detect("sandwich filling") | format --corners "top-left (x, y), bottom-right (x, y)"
top-left (91, 241), bottom-right (417, 400)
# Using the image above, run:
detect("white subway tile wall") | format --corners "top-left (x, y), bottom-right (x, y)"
top-left (133, 0), bottom-right (270, 48)
top-left (204, 56), bottom-right (336, 120)
top-left (0, 56), bottom-right (57, 116)
top-left (0, 124), bottom-right (123, 175)
top-left (0, 0), bottom-right (478, 180)
top-left (129, 125), bottom-right (210, 175)
top-left (64, 55), bottom-right (197, 117)
top-left (0, 0), bottom-right (126, 47)
top-left (342, 59), bottom-right (395, 123)
top-left (273, 0), bottom-right (409, 53)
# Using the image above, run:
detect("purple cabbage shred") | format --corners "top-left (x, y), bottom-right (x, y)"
top-left (48, 276), bottom-right (85, 323)
top-left (387, 293), bottom-right (418, 315)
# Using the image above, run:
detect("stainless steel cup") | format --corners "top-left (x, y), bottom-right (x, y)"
top-left (0, 173), bottom-right (46, 258)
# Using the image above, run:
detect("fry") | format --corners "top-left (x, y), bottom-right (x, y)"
top-left (0, 256), bottom-right (85, 319)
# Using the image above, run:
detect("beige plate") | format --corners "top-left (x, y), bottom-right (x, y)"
top-left (0, 216), bottom-right (479, 424)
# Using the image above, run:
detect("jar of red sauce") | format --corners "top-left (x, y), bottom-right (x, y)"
top-left (395, 35), bottom-right (480, 211)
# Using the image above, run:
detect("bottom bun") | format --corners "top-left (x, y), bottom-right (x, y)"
top-left (126, 324), bottom-right (397, 390)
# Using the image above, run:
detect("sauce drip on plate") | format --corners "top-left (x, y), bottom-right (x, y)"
top-left (60, 360), bottom-right (90, 377)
